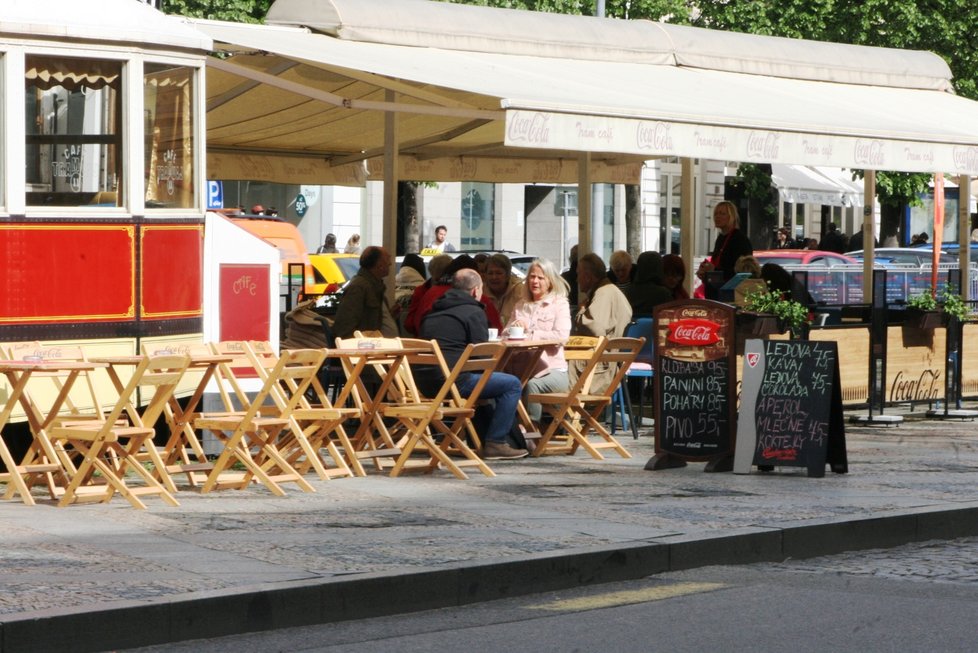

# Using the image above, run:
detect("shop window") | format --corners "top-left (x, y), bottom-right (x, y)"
top-left (144, 63), bottom-right (195, 209)
top-left (461, 182), bottom-right (494, 249)
top-left (25, 55), bottom-right (122, 207)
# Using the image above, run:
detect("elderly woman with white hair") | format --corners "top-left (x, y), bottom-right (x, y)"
top-left (504, 257), bottom-right (571, 431)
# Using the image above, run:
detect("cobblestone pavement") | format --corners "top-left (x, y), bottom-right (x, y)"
top-left (2, 409), bottom-right (978, 618)
top-left (770, 537), bottom-right (978, 585)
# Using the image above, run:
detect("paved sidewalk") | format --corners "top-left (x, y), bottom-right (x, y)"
top-left (2, 408), bottom-right (978, 652)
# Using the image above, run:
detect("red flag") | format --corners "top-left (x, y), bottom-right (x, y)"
top-left (931, 173), bottom-right (945, 295)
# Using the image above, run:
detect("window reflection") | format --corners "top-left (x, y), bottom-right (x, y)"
top-left (25, 55), bottom-right (122, 207)
top-left (461, 182), bottom-right (494, 249)
top-left (144, 63), bottom-right (195, 209)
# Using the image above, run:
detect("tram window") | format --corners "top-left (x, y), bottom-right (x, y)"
top-left (144, 63), bottom-right (195, 209)
top-left (25, 55), bottom-right (123, 208)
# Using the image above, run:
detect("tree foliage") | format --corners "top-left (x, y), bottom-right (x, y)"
top-left (160, 0), bottom-right (272, 23)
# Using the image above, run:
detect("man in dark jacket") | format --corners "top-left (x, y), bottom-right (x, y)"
top-left (420, 269), bottom-right (527, 459)
top-left (332, 246), bottom-right (397, 338)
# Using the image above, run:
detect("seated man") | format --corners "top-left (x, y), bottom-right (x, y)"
top-left (419, 268), bottom-right (527, 460)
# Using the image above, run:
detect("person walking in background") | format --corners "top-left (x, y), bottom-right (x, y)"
top-left (426, 224), bottom-right (457, 253)
top-left (317, 233), bottom-right (338, 253)
top-left (344, 234), bottom-right (361, 254)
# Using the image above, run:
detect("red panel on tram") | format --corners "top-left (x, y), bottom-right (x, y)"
top-left (0, 224), bottom-right (135, 323)
top-left (141, 225), bottom-right (203, 319)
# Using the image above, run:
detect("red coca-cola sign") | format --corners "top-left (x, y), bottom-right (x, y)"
top-left (667, 318), bottom-right (721, 346)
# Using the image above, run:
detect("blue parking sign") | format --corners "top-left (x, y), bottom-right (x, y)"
top-left (207, 181), bottom-right (223, 209)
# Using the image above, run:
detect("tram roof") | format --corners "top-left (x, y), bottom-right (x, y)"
top-left (0, 0), bottom-right (211, 53)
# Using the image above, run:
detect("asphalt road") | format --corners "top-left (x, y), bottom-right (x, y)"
top-left (124, 537), bottom-right (978, 653)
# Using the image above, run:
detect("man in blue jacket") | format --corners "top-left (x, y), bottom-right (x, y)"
top-left (420, 268), bottom-right (527, 459)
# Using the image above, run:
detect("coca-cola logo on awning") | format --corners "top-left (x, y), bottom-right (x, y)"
top-left (636, 121), bottom-right (674, 152)
top-left (507, 111), bottom-right (551, 145)
top-left (746, 131), bottom-right (780, 160)
top-left (952, 146), bottom-right (978, 172)
top-left (667, 318), bottom-right (721, 346)
top-left (853, 139), bottom-right (885, 167)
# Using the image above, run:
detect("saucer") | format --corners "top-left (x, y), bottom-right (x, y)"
top-left (505, 335), bottom-right (526, 341)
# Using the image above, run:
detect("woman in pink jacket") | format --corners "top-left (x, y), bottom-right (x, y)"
top-left (505, 257), bottom-right (571, 430)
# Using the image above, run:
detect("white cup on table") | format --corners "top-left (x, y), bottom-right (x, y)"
top-left (507, 325), bottom-right (525, 339)
top-left (487, 328), bottom-right (499, 341)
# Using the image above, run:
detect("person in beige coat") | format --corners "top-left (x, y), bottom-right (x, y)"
top-left (570, 252), bottom-right (632, 395)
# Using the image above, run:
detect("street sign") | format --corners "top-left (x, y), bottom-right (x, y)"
top-left (294, 193), bottom-right (308, 217)
top-left (206, 180), bottom-right (223, 209)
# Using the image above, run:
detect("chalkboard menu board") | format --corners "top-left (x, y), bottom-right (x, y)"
top-left (734, 339), bottom-right (848, 478)
top-left (649, 299), bottom-right (736, 472)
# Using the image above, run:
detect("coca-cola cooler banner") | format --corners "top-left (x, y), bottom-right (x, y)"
top-left (653, 299), bottom-right (737, 462)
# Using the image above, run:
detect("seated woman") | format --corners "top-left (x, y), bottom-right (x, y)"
top-left (626, 251), bottom-right (672, 317)
top-left (504, 258), bottom-right (571, 432)
top-left (484, 253), bottom-right (523, 326)
top-left (662, 254), bottom-right (689, 300)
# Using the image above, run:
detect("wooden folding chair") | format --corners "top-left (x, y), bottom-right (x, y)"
top-left (242, 341), bottom-right (358, 478)
top-left (48, 354), bottom-right (191, 509)
top-left (530, 337), bottom-right (643, 460)
top-left (193, 349), bottom-right (323, 495)
top-left (332, 335), bottom-right (417, 471)
top-left (382, 341), bottom-right (502, 479)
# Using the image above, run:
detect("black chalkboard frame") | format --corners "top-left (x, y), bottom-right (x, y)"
top-left (735, 339), bottom-right (849, 478)
top-left (650, 299), bottom-right (738, 468)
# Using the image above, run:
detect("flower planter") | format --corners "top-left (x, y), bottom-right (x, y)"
top-left (905, 307), bottom-right (944, 330)
top-left (741, 312), bottom-right (786, 336)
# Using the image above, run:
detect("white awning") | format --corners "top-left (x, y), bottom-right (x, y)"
top-left (772, 165), bottom-right (862, 207)
top-left (191, 0), bottom-right (978, 185)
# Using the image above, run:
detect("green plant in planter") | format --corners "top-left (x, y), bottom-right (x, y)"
top-left (743, 286), bottom-right (811, 334)
top-left (906, 291), bottom-right (938, 312)
top-left (940, 288), bottom-right (969, 321)
top-left (906, 288), bottom-right (969, 321)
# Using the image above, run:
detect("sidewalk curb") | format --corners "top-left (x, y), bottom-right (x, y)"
top-left (5, 502), bottom-right (978, 652)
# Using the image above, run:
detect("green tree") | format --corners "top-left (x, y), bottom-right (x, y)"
top-left (693, 1), bottom-right (978, 243)
top-left (160, 0), bottom-right (272, 22)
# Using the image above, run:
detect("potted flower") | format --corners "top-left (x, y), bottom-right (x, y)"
top-left (905, 287), bottom-right (971, 329)
top-left (904, 290), bottom-right (941, 329)
top-left (742, 286), bottom-right (811, 337)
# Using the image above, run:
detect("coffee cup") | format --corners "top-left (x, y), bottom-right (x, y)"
top-left (507, 326), bottom-right (525, 339)
top-left (487, 328), bottom-right (499, 341)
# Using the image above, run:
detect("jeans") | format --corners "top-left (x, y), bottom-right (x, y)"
top-left (456, 371), bottom-right (521, 444)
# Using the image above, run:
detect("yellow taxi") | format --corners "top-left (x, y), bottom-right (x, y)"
top-left (307, 253), bottom-right (361, 295)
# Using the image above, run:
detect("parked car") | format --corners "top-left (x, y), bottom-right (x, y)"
top-left (846, 247), bottom-right (956, 266)
top-left (753, 249), bottom-right (862, 305)
top-left (915, 243), bottom-right (978, 264)
top-left (307, 253), bottom-right (360, 296)
top-left (754, 249), bottom-right (859, 267)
